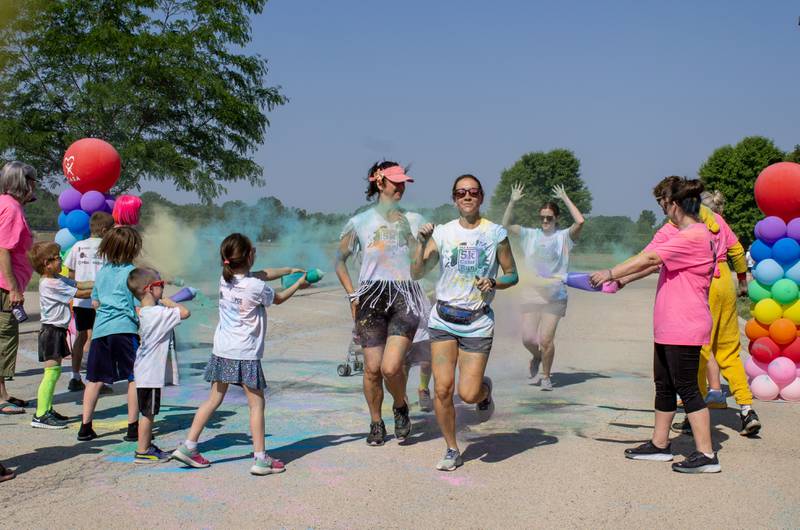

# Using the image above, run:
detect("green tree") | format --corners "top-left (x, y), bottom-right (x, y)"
top-left (0, 0), bottom-right (285, 201)
top-left (699, 136), bottom-right (785, 247)
top-left (490, 148), bottom-right (592, 226)
top-left (786, 145), bottom-right (800, 164)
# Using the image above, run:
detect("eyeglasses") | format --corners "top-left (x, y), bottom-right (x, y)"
top-left (540, 215), bottom-right (555, 222)
top-left (453, 188), bottom-right (482, 199)
top-left (145, 280), bottom-right (165, 290)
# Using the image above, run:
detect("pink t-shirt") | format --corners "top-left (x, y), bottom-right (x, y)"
top-left (645, 213), bottom-right (736, 277)
top-left (0, 194), bottom-right (33, 292)
top-left (649, 223), bottom-right (715, 346)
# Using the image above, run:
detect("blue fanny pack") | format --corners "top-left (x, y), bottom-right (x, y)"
top-left (435, 300), bottom-right (489, 325)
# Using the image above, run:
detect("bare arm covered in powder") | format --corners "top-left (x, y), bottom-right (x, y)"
top-left (475, 238), bottom-right (519, 292)
top-left (334, 230), bottom-right (359, 320)
top-left (410, 223), bottom-right (439, 280)
top-left (252, 267), bottom-right (303, 282)
top-left (501, 183), bottom-right (524, 236)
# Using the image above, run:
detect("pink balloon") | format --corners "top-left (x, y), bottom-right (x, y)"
top-left (745, 356), bottom-right (769, 379)
top-left (750, 374), bottom-right (780, 400)
top-left (767, 357), bottom-right (797, 388)
top-left (780, 378), bottom-right (800, 401)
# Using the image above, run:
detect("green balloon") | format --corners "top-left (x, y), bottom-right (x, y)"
top-left (771, 278), bottom-right (799, 304)
top-left (748, 280), bottom-right (772, 303)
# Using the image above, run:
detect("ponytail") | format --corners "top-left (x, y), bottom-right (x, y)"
top-left (219, 233), bottom-right (253, 283)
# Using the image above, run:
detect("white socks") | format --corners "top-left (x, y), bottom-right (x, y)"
top-left (184, 440), bottom-right (198, 451)
top-left (254, 451), bottom-right (266, 461)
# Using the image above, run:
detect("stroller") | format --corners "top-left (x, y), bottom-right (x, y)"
top-left (337, 330), bottom-right (364, 377)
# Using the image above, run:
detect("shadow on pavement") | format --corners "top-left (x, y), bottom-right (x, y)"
top-left (549, 371), bottom-right (611, 388)
top-left (461, 427), bottom-right (558, 463)
top-left (208, 432), bottom-right (364, 465)
top-left (4, 438), bottom-right (118, 475)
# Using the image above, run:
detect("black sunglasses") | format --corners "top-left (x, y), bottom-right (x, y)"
top-left (453, 187), bottom-right (482, 199)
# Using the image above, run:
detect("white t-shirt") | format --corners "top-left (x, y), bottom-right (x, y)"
top-left (520, 227), bottom-right (574, 303)
top-left (133, 305), bottom-right (182, 388)
top-left (212, 274), bottom-right (275, 361)
top-left (428, 219), bottom-right (508, 338)
top-left (64, 237), bottom-right (105, 308)
top-left (341, 208), bottom-right (426, 283)
top-left (39, 276), bottom-right (78, 328)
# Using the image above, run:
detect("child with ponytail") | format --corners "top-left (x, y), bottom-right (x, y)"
top-left (172, 233), bottom-right (306, 476)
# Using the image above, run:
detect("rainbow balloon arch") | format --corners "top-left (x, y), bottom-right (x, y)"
top-left (745, 161), bottom-right (800, 401)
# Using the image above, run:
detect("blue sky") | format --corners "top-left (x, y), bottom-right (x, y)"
top-left (146, 1), bottom-right (800, 218)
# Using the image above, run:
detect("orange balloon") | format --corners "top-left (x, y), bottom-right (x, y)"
top-left (745, 319), bottom-right (770, 341)
top-left (769, 318), bottom-right (797, 345)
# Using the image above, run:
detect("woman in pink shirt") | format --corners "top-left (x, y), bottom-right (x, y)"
top-left (590, 178), bottom-right (720, 474)
top-left (0, 161), bottom-right (37, 415)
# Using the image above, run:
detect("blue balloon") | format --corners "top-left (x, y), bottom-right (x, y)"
top-left (750, 239), bottom-right (772, 263)
top-left (54, 228), bottom-right (78, 251)
top-left (753, 258), bottom-right (784, 286)
top-left (57, 211), bottom-right (68, 230)
top-left (772, 238), bottom-right (800, 265)
top-left (786, 261), bottom-right (800, 284)
top-left (65, 209), bottom-right (90, 236)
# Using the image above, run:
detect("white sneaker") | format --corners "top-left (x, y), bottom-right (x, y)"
top-left (540, 377), bottom-right (553, 391)
top-left (529, 357), bottom-right (541, 380)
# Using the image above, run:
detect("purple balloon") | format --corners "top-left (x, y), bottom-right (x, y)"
top-left (80, 190), bottom-right (106, 214)
top-left (58, 188), bottom-right (83, 213)
top-left (104, 199), bottom-right (115, 213)
top-left (787, 218), bottom-right (800, 242)
top-left (759, 216), bottom-right (787, 244)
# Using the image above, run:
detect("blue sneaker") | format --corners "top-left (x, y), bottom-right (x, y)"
top-left (134, 444), bottom-right (171, 464)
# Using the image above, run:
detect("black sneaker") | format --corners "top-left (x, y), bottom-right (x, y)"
top-left (67, 378), bottom-right (85, 392)
top-left (671, 451), bottom-right (721, 473)
top-left (624, 441), bottom-right (673, 461)
top-left (123, 421), bottom-right (139, 442)
top-left (77, 422), bottom-right (98, 441)
top-left (366, 420), bottom-right (386, 446)
top-left (739, 410), bottom-right (761, 437)
top-left (393, 402), bottom-right (411, 441)
top-left (31, 411), bottom-right (67, 430)
top-left (99, 384), bottom-right (113, 395)
top-left (476, 376), bottom-right (494, 417)
top-left (49, 408), bottom-right (69, 421)
top-left (671, 417), bottom-right (692, 435)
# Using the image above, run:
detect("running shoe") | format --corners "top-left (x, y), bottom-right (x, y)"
top-left (393, 402), bottom-right (411, 441)
top-left (476, 376), bottom-right (494, 417)
top-left (172, 443), bottom-right (211, 468)
top-left (540, 377), bottom-right (553, 391)
top-left (67, 378), bottom-right (85, 392)
top-left (704, 390), bottom-right (727, 409)
top-left (671, 451), bottom-right (721, 473)
top-left (123, 421), bottom-right (139, 442)
top-left (366, 420), bottom-right (387, 446)
top-left (250, 455), bottom-right (286, 476)
top-left (77, 423), bottom-right (98, 441)
top-left (529, 357), bottom-right (541, 380)
top-left (49, 408), bottom-right (69, 421)
top-left (436, 448), bottom-right (463, 471)
top-left (418, 389), bottom-right (433, 412)
top-left (31, 411), bottom-right (67, 430)
top-left (134, 444), bottom-right (171, 464)
top-left (624, 441), bottom-right (673, 461)
top-left (739, 410), bottom-right (761, 437)
top-left (671, 417), bottom-right (692, 435)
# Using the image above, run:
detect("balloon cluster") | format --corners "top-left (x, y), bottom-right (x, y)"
top-left (745, 162), bottom-right (800, 401)
top-left (55, 139), bottom-right (121, 264)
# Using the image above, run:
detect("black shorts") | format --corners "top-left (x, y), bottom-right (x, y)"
top-left (137, 387), bottom-right (161, 417)
top-left (38, 324), bottom-right (69, 362)
top-left (73, 307), bottom-right (96, 332)
top-left (355, 282), bottom-right (421, 348)
top-left (86, 333), bottom-right (138, 384)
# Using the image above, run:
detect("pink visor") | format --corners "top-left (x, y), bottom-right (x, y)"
top-left (371, 165), bottom-right (414, 183)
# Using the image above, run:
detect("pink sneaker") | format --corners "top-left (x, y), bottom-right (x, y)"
top-left (172, 443), bottom-right (210, 468)
top-left (250, 455), bottom-right (286, 476)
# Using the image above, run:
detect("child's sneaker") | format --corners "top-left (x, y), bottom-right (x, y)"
top-left (123, 421), bottom-right (139, 442)
top-left (704, 390), bottom-right (727, 409)
top-left (31, 411), bottom-right (67, 430)
top-left (249, 455), bottom-right (286, 476)
top-left (172, 443), bottom-right (210, 468)
top-left (418, 388), bottom-right (433, 412)
top-left (77, 422), bottom-right (98, 441)
top-left (436, 448), bottom-right (463, 471)
top-left (134, 444), bottom-right (171, 464)
top-left (67, 378), bottom-right (85, 392)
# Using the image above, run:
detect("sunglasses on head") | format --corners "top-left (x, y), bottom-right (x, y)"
top-left (145, 280), bottom-right (165, 290)
top-left (453, 187), bottom-right (482, 199)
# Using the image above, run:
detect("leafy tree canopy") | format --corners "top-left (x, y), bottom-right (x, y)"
top-left (490, 148), bottom-right (592, 226)
top-left (699, 136), bottom-right (785, 247)
top-left (0, 0), bottom-right (285, 201)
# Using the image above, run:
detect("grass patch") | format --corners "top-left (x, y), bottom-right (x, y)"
top-left (737, 297), bottom-right (751, 321)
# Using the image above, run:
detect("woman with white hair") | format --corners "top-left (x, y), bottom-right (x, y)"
top-left (0, 161), bottom-right (37, 415)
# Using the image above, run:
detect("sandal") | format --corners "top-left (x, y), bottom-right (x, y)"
top-left (0, 464), bottom-right (15, 483)
top-left (0, 401), bottom-right (24, 415)
top-left (7, 397), bottom-right (27, 408)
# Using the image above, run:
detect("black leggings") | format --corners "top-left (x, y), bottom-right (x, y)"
top-left (653, 343), bottom-right (706, 414)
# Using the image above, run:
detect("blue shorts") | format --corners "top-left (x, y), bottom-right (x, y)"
top-left (86, 333), bottom-right (138, 384)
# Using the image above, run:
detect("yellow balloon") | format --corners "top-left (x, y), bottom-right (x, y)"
top-left (753, 298), bottom-right (783, 325)
top-left (783, 299), bottom-right (800, 325)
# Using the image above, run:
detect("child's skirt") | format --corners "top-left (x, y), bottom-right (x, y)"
top-left (203, 354), bottom-right (267, 390)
